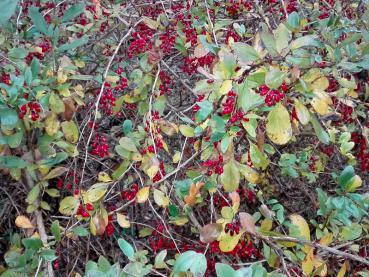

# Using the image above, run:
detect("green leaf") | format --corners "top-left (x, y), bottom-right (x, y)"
top-left (275, 23), bottom-right (291, 53)
top-left (51, 221), bottom-right (61, 242)
top-left (122, 120), bottom-right (133, 135)
top-left (58, 36), bottom-right (89, 52)
top-left (40, 249), bottom-right (58, 262)
top-left (0, 156), bottom-right (28, 169)
top-left (250, 142), bottom-right (269, 170)
top-left (310, 114), bottom-right (329, 145)
top-left (195, 100), bottom-right (213, 122)
top-left (221, 159), bottom-right (240, 192)
top-left (22, 237), bottom-right (43, 250)
top-left (340, 223), bottom-right (362, 241)
top-left (8, 48), bottom-right (28, 59)
top-left (261, 32), bottom-right (278, 56)
top-left (0, 107), bottom-right (19, 127)
top-left (265, 69), bottom-right (286, 89)
top-left (26, 184), bottom-right (40, 204)
top-left (173, 251), bottom-right (207, 276)
top-left (220, 134), bottom-right (231, 153)
top-left (338, 166), bottom-right (362, 192)
top-left (236, 81), bottom-right (264, 113)
top-left (72, 226), bottom-right (89, 237)
top-left (233, 42), bottom-right (260, 63)
top-left (62, 3), bottom-right (85, 23)
top-left (290, 35), bottom-right (322, 50)
top-left (49, 93), bottom-right (65, 114)
top-left (118, 137), bottom-right (138, 152)
top-left (287, 12), bottom-right (300, 30)
top-left (118, 238), bottom-right (135, 260)
top-left (0, 0), bottom-right (19, 25)
top-left (28, 6), bottom-right (49, 35)
top-left (215, 263), bottom-right (236, 277)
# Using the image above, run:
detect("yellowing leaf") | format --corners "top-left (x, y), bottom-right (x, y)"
top-left (219, 80), bottom-right (233, 95)
top-left (105, 75), bottom-right (119, 83)
top-left (237, 162), bottom-right (260, 183)
top-left (311, 90), bottom-right (332, 116)
top-left (45, 113), bottom-right (60, 136)
top-left (313, 257), bottom-right (328, 277)
top-left (302, 249), bottom-right (314, 275)
top-left (266, 103), bottom-right (292, 145)
top-left (136, 186), bottom-right (150, 203)
top-left (84, 183), bottom-right (108, 203)
top-left (170, 216), bottom-right (189, 226)
top-left (117, 213), bottom-right (131, 228)
top-left (90, 212), bottom-right (107, 236)
top-left (147, 165), bottom-right (159, 179)
top-left (172, 151), bottom-right (181, 163)
top-left (319, 233), bottom-right (333, 246)
top-left (295, 100), bottom-right (310, 125)
top-left (221, 159), bottom-right (240, 192)
top-left (59, 196), bottom-right (80, 215)
top-left (219, 232), bottom-right (244, 252)
top-left (179, 125), bottom-right (195, 138)
top-left (153, 189), bottom-right (169, 207)
top-left (290, 214), bottom-right (310, 240)
top-left (345, 175), bottom-right (362, 192)
top-left (57, 71), bottom-right (68, 84)
top-left (15, 215), bottom-right (34, 229)
top-left (311, 76), bottom-right (329, 91)
top-left (337, 261), bottom-right (349, 277)
top-left (142, 16), bottom-right (159, 29)
top-left (61, 121), bottom-right (79, 143)
top-left (42, 166), bottom-right (68, 180)
top-left (184, 182), bottom-right (205, 206)
top-left (98, 172), bottom-right (112, 183)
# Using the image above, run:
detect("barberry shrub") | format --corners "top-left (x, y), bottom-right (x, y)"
top-left (0, 0), bottom-right (368, 277)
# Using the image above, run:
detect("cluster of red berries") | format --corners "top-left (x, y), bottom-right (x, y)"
top-left (226, 0), bottom-right (252, 17)
top-left (105, 214), bottom-right (114, 237)
top-left (148, 224), bottom-right (177, 253)
top-left (203, 155), bottom-right (224, 176)
top-left (258, 84), bottom-right (286, 107)
top-left (159, 71), bottom-right (172, 95)
top-left (159, 28), bottom-right (177, 55)
top-left (209, 238), bottom-right (259, 259)
top-left (181, 54), bottom-right (215, 75)
top-left (99, 87), bottom-right (116, 116)
top-left (319, 145), bottom-right (335, 157)
top-left (230, 110), bottom-right (249, 124)
top-left (221, 90), bottom-right (237, 115)
top-left (90, 133), bottom-right (109, 158)
top-left (56, 170), bottom-right (79, 190)
top-left (153, 160), bottom-right (166, 182)
top-left (76, 202), bottom-right (93, 218)
top-left (351, 132), bottom-right (369, 171)
top-left (121, 183), bottom-right (139, 201)
top-left (19, 101), bottom-right (41, 121)
top-left (225, 29), bottom-right (241, 43)
top-left (1, 72), bottom-right (10, 85)
top-left (128, 24), bottom-right (153, 58)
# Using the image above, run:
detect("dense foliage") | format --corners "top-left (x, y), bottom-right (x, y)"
top-left (0, 0), bottom-right (369, 276)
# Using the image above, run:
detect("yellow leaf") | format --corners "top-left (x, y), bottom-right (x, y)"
top-left (57, 71), bottom-right (68, 84)
top-left (311, 90), bottom-right (332, 116)
top-left (98, 172), bottom-right (112, 183)
top-left (219, 80), bottom-right (233, 95)
top-left (147, 165), bottom-right (159, 179)
top-left (136, 186), bottom-right (150, 203)
top-left (337, 261), bottom-right (349, 277)
top-left (45, 113), bottom-right (60, 136)
top-left (319, 233), bottom-right (333, 246)
top-left (302, 249), bottom-right (314, 275)
top-left (15, 215), bottom-right (34, 229)
top-left (117, 213), bottom-right (131, 228)
top-left (266, 103), bottom-right (292, 145)
top-left (238, 162), bottom-right (260, 183)
top-left (219, 232), bottom-right (244, 252)
top-left (153, 189), bottom-right (169, 207)
top-left (172, 151), bottom-right (181, 163)
top-left (142, 16), bottom-right (159, 29)
top-left (260, 219), bottom-right (273, 232)
top-left (295, 100), bottom-right (310, 125)
top-left (311, 76), bottom-right (329, 91)
top-left (170, 216), bottom-right (189, 226)
top-left (313, 257), bottom-right (328, 277)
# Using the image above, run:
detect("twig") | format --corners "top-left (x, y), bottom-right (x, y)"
top-left (204, 0), bottom-right (218, 46)
top-left (80, 22), bottom-right (141, 186)
top-left (256, 233), bottom-right (369, 266)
